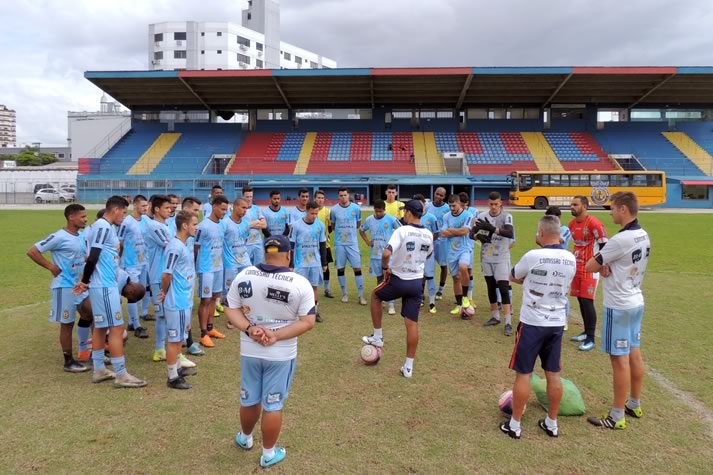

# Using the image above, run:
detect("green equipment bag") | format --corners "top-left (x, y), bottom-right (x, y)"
top-left (531, 373), bottom-right (586, 416)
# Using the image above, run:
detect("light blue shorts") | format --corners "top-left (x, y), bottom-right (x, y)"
top-left (424, 252), bottom-right (435, 279)
top-left (434, 239), bottom-right (448, 266)
top-left (49, 287), bottom-right (88, 324)
top-left (89, 287), bottom-right (124, 328)
top-left (247, 245), bottom-right (264, 266)
top-left (370, 258), bottom-right (384, 277)
top-left (335, 245), bottom-right (361, 269)
top-left (295, 267), bottom-right (322, 287)
top-left (224, 266), bottom-right (249, 299)
top-left (601, 305), bottom-right (644, 356)
top-left (448, 250), bottom-right (472, 277)
top-left (240, 356), bottom-right (297, 412)
top-left (149, 283), bottom-right (165, 318)
top-left (125, 265), bottom-right (148, 286)
top-left (165, 307), bottom-right (191, 343)
top-left (198, 270), bottom-right (224, 299)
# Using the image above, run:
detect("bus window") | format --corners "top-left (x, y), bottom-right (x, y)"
top-left (550, 174), bottom-right (560, 186)
top-left (590, 174), bottom-right (609, 186)
top-left (519, 174), bottom-right (533, 191)
top-left (647, 174), bottom-right (662, 187)
top-left (559, 174), bottom-right (570, 187)
top-left (632, 175), bottom-right (647, 186)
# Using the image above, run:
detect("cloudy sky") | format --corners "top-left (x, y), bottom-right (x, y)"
top-left (2, 0), bottom-right (712, 146)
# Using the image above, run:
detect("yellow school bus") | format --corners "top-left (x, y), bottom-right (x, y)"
top-left (509, 170), bottom-right (666, 209)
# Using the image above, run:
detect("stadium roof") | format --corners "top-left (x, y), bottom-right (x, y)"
top-left (85, 66), bottom-right (713, 110)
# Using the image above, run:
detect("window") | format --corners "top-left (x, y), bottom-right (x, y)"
top-left (256, 59), bottom-right (263, 68)
top-left (174, 50), bottom-right (186, 59)
top-left (247, 12), bottom-right (251, 20)
top-left (201, 32), bottom-right (205, 37)
top-left (256, 42), bottom-right (263, 51)
top-left (310, 61), bottom-right (318, 68)
top-left (682, 185), bottom-right (709, 200)
top-left (284, 52), bottom-right (291, 60)
top-left (154, 51), bottom-right (163, 60)
top-left (237, 53), bottom-right (250, 64)
top-left (217, 31), bottom-right (222, 36)
top-left (631, 174), bottom-right (648, 187)
top-left (154, 33), bottom-right (163, 42)
top-left (647, 174), bottom-right (663, 187)
top-left (174, 32), bottom-right (187, 40)
top-left (201, 50), bottom-right (205, 54)
top-left (217, 50), bottom-right (222, 54)
top-left (237, 36), bottom-right (250, 47)
top-left (295, 55), bottom-right (303, 64)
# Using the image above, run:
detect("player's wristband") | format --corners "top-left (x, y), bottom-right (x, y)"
top-left (244, 323), bottom-right (254, 336)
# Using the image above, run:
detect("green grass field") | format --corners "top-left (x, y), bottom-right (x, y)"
top-left (1, 209), bottom-right (712, 474)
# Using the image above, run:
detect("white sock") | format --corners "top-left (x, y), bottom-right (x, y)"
top-left (467, 291), bottom-right (473, 300)
top-left (545, 416), bottom-right (557, 430)
top-left (388, 301), bottom-right (395, 309)
top-left (505, 313), bottom-right (512, 325)
top-left (242, 432), bottom-right (253, 443)
top-left (404, 357), bottom-right (414, 370)
top-left (167, 363), bottom-right (179, 380)
top-left (429, 295), bottom-right (435, 305)
top-left (263, 447), bottom-right (275, 459)
top-left (509, 417), bottom-right (521, 431)
top-left (492, 310), bottom-right (500, 320)
top-left (373, 328), bottom-right (383, 339)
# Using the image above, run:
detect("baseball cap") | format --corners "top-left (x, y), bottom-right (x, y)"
top-left (400, 199), bottom-right (424, 216)
top-left (264, 235), bottom-right (291, 253)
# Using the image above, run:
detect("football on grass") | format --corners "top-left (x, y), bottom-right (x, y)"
top-left (360, 344), bottom-right (382, 365)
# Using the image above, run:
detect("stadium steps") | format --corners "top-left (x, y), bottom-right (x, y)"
top-left (423, 132), bottom-right (446, 174)
top-left (127, 133), bottom-right (182, 175)
top-left (662, 132), bottom-right (713, 175)
top-left (294, 132), bottom-right (317, 175)
top-left (412, 132), bottom-right (430, 174)
top-left (521, 132), bottom-right (564, 171)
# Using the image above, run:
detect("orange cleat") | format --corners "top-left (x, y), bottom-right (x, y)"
top-left (207, 328), bottom-right (226, 339)
top-left (200, 335), bottom-right (215, 348)
top-left (77, 350), bottom-right (91, 363)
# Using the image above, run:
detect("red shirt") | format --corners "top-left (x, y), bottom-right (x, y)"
top-left (569, 215), bottom-right (608, 271)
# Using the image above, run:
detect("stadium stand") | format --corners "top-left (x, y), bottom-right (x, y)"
top-left (153, 124), bottom-right (243, 175)
top-left (543, 132), bottom-right (617, 171)
top-left (97, 123), bottom-right (167, 174)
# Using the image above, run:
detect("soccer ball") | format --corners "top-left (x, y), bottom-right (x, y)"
top-left (461, 305), bottom-right (476, 320)
top-left (499, 390), bottom-right (525, 415)
top-left (360, 344), bottom-right (382, 365)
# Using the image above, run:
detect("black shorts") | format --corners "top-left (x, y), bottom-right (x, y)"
top-left (326, 247), bottom-right (333, 264)
top-left (373, 274), bottom-right (423, 322)
top-left (509, 323), bottom-right (564, 374)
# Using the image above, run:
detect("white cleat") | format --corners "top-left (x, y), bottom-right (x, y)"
top-left (178, 353), bottom-right (196, 368)
top-left (387, 305), bottom-right (396, 315)
top-left (359, 297), bottom-right (368, 306)
top-left (400, 366), bottom-right (413, 378)
top-left (341, 294), bottom-right (349, 303)
top-left (361, 335), bottom-right (384, 348)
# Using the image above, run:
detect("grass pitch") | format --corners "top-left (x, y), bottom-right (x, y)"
top-left (1, 209), bottom-right (712, 474)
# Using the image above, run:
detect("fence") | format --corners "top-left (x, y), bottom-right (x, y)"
top-left (77, 178), bottom-right (251, 204)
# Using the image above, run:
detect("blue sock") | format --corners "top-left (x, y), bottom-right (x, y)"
top-left (355, 275), bottom-right (364, 297)
top-left (111, 356), bottom-right (127, 377)
top-left (128, 303), bottom-right (139, 328)
top-left (155, 316), bottom-right (166, 350)
top-left (77, 326), bottom-right (91, 352)
top-left (468, 277), bottom-right (474, 296)
top-left (427, 278), bottom-right (436, 300)
top-left (140, 293), bottom-right (150, 318)
top-left (338, 275), bottom-right (346, 294)
top-left (92, 349), bottom-right (105, 370)
top-left (324, 280), bottom-right (330, 291)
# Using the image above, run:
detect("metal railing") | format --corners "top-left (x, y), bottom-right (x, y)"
top-left (83, 117), bottom-right (132, 159)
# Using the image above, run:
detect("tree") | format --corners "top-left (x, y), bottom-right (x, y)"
top-left (13, 147), bottom-right (58, 166)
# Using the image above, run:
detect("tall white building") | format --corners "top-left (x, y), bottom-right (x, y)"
top-left (0, 105), bottom-right (17, 148)
top-left (68, 95), bottom-right (131, 161)
top-left (148, 1), bottom-right (336, 71)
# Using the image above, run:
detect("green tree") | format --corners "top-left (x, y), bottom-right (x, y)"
top-left (13, 147), bottom-right (57, 166)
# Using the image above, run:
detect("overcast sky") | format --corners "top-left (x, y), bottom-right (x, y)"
top-left (2, 0), bottom-right (712, 146)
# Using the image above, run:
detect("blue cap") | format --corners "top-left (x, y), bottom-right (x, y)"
top-left (264, 235), bottom-right (291, 253)
top-left (400, 199), bottom-right (424, 217)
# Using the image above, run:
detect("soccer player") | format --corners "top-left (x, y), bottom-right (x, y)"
top-left (569, 196), bottom-right (608, 351)
top-left (540, 206), bottom-right (572, 248)
top-left (223, 197), bottom-right (252, 315)
top-left (242, 186), bottom-right (267, 266)
top-left (226, 235), bottom-right (316, 468)
top-left (414, 194), bottom-right (440, 313)
top-left (459, 192), bottom-right (476, 301)
top-left (27, 204), bottom-right (93, 372)
top-left (440, 195), bottom-right (473, 315)
top-left (289, 200), bottom-right (327, 323)
top-left (202, 185), bottom-right (224, 218)
top-left (330, 187), bottom-right (367, 305)
top-left (74, 196), bottom-right (147, 388)
top-left (585, 192), bottom-right (650, 430)
top-left (315, 190), bottom-right (335, 298)
top-left (289, 188), bottom-right (310, 226)
top-left (118, 195), bottom-right (150, 339)
top-left (159, 211), bottom-right (199, 390)
top-left (144, 195), bottom-right (173, 362)
top-left (359, 199), bottom-right (400, 315)
top-left (384, 184), bottom-right (404, 220)
top-left (166, 194), bottom-right (180, 235)
top-left (263, 190), bottom-right (290, 237)
top-left (472, 191), bottom-right (515, 336)
top-left (500, 215), bottom-right (576, 439)
top-left (362, 200), bottom-right (433, 378)
top-left (426, 187), bottom-right (450, 300)
top-left (180, 196), bottom-right (205, 356)
top-left (195, 194), bottom-right (229, 348)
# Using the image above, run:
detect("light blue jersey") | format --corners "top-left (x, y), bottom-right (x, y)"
top-left (117, 215), bottom-right (146, 269)
top-left (420, 212), bottom-right (439, 236)
top-left (88, 219), bottom-right (120, 288)
top-left (463, 207), bottom-right (477, 252)
top-left (201, 202), bottom-right (213, 219)
top-left (195, 217), bottom-right (224, 273)
top-left (330, 203), bottom-right (361, 247)
top-left (443, 210), bottom-right (473, 254)
top-left (245, 205), bottom-right (264, 248)
top-left (222, 215), bottom-right (252, 270)
top-left (34, 229), bottom-right (87, 289)
top-left (560, 225), bottom-right (572, 249)
top-left (144, 218), bottom-right (171, 284)
top-left (360, 214), bottom-right (400, 259)
top-left (290, 218), bottom-right (326, 268)
top-left (163, 238), bottom-right (195, 311)
top-left (289, 206), bottom-right (307, 227)
top-left (426, 202), bottom-right (450, 229)
top-left (263, 206), bottom-right (290, 236)
top-left (167, 216), bottom-right (177, 236)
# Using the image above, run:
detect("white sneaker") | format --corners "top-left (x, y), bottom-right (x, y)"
top-left (400, 366), bottom-right (413, 378)
top-left (178, 353), bottom-right (196, 368)
top-left (359, 297), bottom-right (368, 306)
top-left (361, 335), bottom-right (384, 348)
top-left (387, 305), bottom-right (396, 315)
top-left (92, 368), bottom-right (115, 384)
top-left (341, 294), bottom-right (349, 303)
top-left (113, 372), bottom-right (147, 388)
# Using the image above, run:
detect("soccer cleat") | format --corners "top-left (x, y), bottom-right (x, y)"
top-left (578, 340), bottom-right (595, 352)
top-left (388, 305), bottom-right (396, 315)
top-left (234, 431), bottom-right (254, 450)
top-left (141, 314), bottom-right (155, 322)
top-left (504, 323), bottom-right (513, 337)
top-left (315, 313), bottom-right (323, 323)
top-left (167, 376), bottom-right (192, 390)
top-left (587, 415), bottom-right (626, 430)
top-left (134, 326), bottom-right (149, 339)
top-left (361, 335), bottom-right (384, 348)
top-left (625, 405), bottom-right (643, 419)
top-left (200, 335), bottom-right (215, 348)
top-left (178, 366), bottom-right (197, 377)
top-left (359, 297), bottom-right (368, 306)
top-left (92, 368), bottom-right (116, 383)
top-left (260, 447), bottom-right (287, 468)
top-left (152, 349), bottom-right (167, 362)
top-left (462, 296), bottom-right (471, 308)
top-left (538, 418), bottom-right (559, 437)
top-left (499, 420), bottom-right (521, 439)
top-left (484, 317), bottom-right (501, 327)
top-left (216, 302), bottom-right (225, 313)
top-left (127, 324), bottom-right (136, 332)
top-left (188, 342), bottom-right (206, 356)
top-left (213, 309), bottom-right (220, 318)
top-left (64, 360), bottom-right (90, 373)
top-left (429, 304), bottom-right (437, 314)
top-left (341, 294), bottom-right (349, 303)
top-left (400, 366), bottom-right (413, 378)
top-left (77, 350), bottom-right (91, 363)
top-left (570, 332), bottom-right (587, 342)
top-left (324, 289), bottom-right (335, 299)
top-left (450, 305), bottom-right (463, 315)
top-left (178, 353), bottom-right (196, 368)
top-left (208, 328), bottom-right (225, 339)
top-left (435, 291), bottom-right (443, 301)
top-left (113, 372), bottom-right (147, 388)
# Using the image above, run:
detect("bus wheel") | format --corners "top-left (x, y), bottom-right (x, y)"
top-left (534, 197), bottom-right (548, 210)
